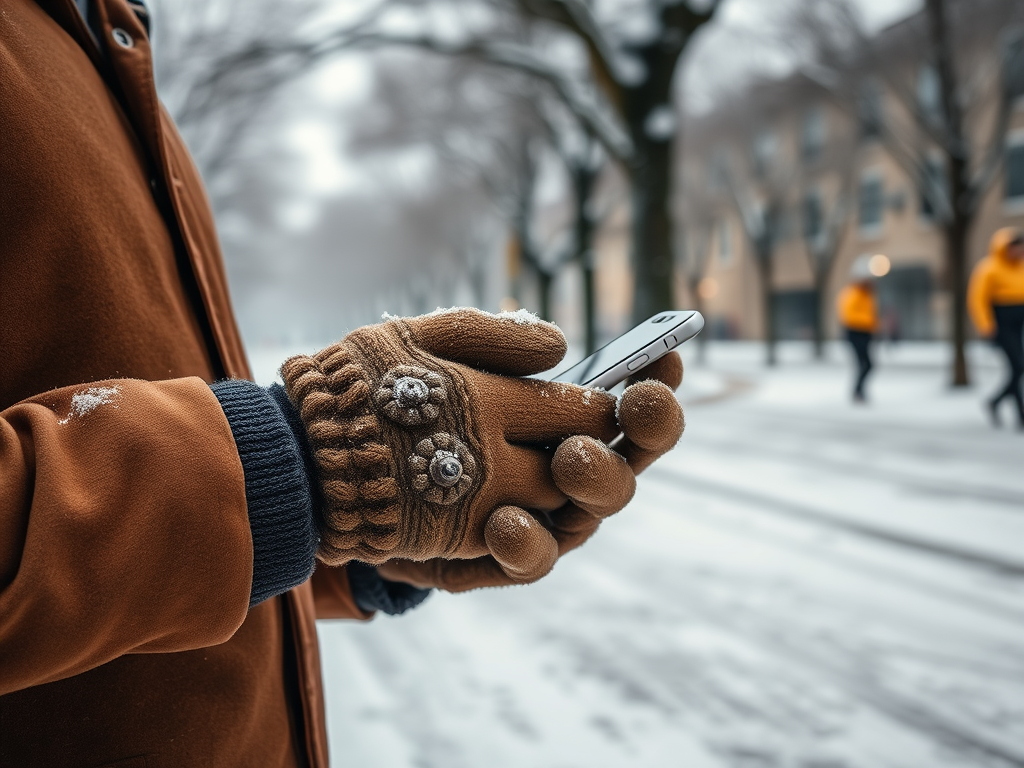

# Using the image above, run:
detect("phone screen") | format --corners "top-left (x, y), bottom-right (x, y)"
top-left (552, 311), bottom-right (702, 388)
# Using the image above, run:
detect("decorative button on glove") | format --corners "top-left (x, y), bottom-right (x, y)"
top-left (280, 308), bottom-right (684, 592)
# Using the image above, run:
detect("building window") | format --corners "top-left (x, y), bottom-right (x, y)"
top-left (1005, 34), bottom-right (1024, 108)
top-left (858, 80), bottom-right (883, 140)
top-left (802, 189), bottom-right (823, 240)
top-left (919, 156), bottom-right (945, 220)
top-left (1007, 132), bottom-right (1024, 206)
top-left (917, 64), bottom-right (942, 121)
top-left (801, 106), bottom-right (825, 163)
top-left (707, 148), bottom-right (728, 191)
top-left (718, 218), bottom-right (732, 266)
top-left (777, 208), bottom-right (797, 242)
top-left (859, 172), bottom-right (884, 235)
top-left (752, 130), bottom-right (776, 179)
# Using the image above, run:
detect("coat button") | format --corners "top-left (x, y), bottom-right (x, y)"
top-left (111, 28), bottom-right (134, 48)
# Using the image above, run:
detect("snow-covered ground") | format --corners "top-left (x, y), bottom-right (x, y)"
top-left (252, 340), bottom-right (1024, 768)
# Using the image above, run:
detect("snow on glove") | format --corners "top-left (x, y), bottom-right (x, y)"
top-left (372, 323), bottom-right (686, 592)
top-left (282, 309), bottom-right (611, 577)
top-left (281, 308), bottom-right (684, 591)
top-left (379, 356), bottom-right (686, 593)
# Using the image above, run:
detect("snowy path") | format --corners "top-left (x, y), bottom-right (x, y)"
top-left (263, 342), bottom-right (1024, 768)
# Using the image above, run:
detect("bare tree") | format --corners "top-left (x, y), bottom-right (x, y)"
top-left (497, 107), bottom-right (607, 338)
top-left (538, 107), bottom-right (608, 353)
top-left (677, 168), bottom-right (719, 362)
top-left (348, 48), bottom-right (612, 341)
top-left (519, 0), bottom-right (724, 323)
top-left (698, 88), bottom-right (800, 367)
top-left (151, 0), bottom-right (385, 215)
top-left (786, 0), bottom-right (1024, 385)
top-left (796, 99), bottom-right (860, 359)
top-left (152, 0), bottom-right (722, 340)
top-left (800, 170), bottom-right (855, 360)
top-left (731, 188), bottom-right (787, 366)
top-left (347, 0), bottom-right (722, 324)
top-left (507, 136), bottom-right (573, 322)
top-left (566, 137), bottom-right (605, 354)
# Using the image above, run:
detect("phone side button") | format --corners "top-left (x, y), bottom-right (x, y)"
top-left (664, 335), bottom-right (678, 349)
top-left (627, 354), bottom-right (650, 371)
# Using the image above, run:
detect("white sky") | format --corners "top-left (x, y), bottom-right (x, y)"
top-left (720, 0), bottom-right (919, 31)
top-left (683, 0), bottom-right (922, 113)
top-left (286, 0), bottom-right (924, 216)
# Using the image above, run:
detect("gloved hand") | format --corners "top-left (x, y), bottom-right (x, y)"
top-left (377, 351), bottom-right (685, 591)
top-left (281, 308), bottom-right (684, 591)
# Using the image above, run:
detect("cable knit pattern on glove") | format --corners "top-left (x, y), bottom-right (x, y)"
top-left (279, 346), bottom-right (403, 564)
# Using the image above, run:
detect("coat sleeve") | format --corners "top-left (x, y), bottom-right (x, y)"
top-left (968, 260), bottom-right (995, 337)
top-left (0, 377), bottom-right (254, 696)
top-left (310, 566), bottom-right (375, 620)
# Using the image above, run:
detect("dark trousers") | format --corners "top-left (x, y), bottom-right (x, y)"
top-left (846, 329), bottom-right (873, 399)
top-left (992, 304), bottom-right (1024, 422)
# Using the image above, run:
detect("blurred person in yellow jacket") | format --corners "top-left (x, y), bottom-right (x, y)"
top-left (968, 227), bottom-right (1024, 428)
top-left (837, 256), bottom-right (879, 402)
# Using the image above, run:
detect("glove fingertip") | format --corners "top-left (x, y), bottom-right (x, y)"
top-left (551, 436), bottom-right (636, 518)
top-left (484, 506), bottom-right (558, 583)
top-left (618, 381), bottom-right (685, 453)
top-left (407, 308), bottom-right (567, 376)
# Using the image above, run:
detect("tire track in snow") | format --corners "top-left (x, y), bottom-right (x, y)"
top-left (640, 472), bottom-right (1024, 625)
top-left (666, 581), bottom-right (1024, 768)
top-left (698, 406), bottom-right (1015, 466)
top-left (647, 466), bottom-right (1024, 577)
top-left (685, 434), bottom-right (1024, 510)
top-left (544, 564), bottom-right (1018, 768)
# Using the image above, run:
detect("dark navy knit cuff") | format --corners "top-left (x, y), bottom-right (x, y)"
top-left (267, 383), bottom-right (325, 530)
top-left (347, 561), bottom-right (432, 615)
top-left (212, 379), bottom-right (319, 608)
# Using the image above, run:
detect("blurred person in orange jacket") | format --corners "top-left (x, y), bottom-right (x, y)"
top-left (968, 227), bottom-right (1024, 429)
top-left (837, 256), bottom-right (879, 403)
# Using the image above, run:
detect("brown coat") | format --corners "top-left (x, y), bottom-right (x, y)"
top-left (0, 1), bottom-right (369, 765)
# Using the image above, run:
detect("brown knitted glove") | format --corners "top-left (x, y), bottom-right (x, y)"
top-left (281, 309), bottom-right (684, 591)
top-left (377, 350), bottom-right (686, 590)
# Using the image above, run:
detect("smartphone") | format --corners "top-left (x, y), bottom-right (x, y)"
top-left (550, 311), bottom-right (704, 389)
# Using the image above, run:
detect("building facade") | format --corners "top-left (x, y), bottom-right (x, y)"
top-left (587, 0), bottom-right (1024, 344)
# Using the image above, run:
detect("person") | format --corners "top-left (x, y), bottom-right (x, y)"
top-left (0, 2), bottom-right (686, 766)
top-left (836, 256), bottom-right (879, 402)
top-left (968, 227), bottom-right (1024, 429)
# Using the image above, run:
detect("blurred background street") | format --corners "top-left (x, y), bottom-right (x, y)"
top-left (250, 341), bottom-right (1024, 768)
top-left (154, 0), bottom-right (1024, 763)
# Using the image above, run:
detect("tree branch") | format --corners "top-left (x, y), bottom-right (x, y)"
top-left (515, 0), bottom-right (622, 104)
top-left (347, 31), bottom-right (634, 161)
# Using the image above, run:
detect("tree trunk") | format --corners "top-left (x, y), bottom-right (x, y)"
top-left (518, 1), bottom-right (718, 339)
top-left (537, 268), bottom-right (553, 322)
top-left (943, 153), bottom-right (972, 387)
top-left (572, 165), bottom-right (599, 354)
top-left (926, 0), bottom-right (971, 387)
top-left (758, 248), bottom-right (777, 367)
top-left (812, 270), bottom-right (827, 360)
top-left (581, 256), bottom-right (597, 354)
top-left (629, 137), bottom-right (674, 325)
top-left (689, 278), bottom-right (708, 364)
top-left (945, 213), bottom-right (970, 386)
